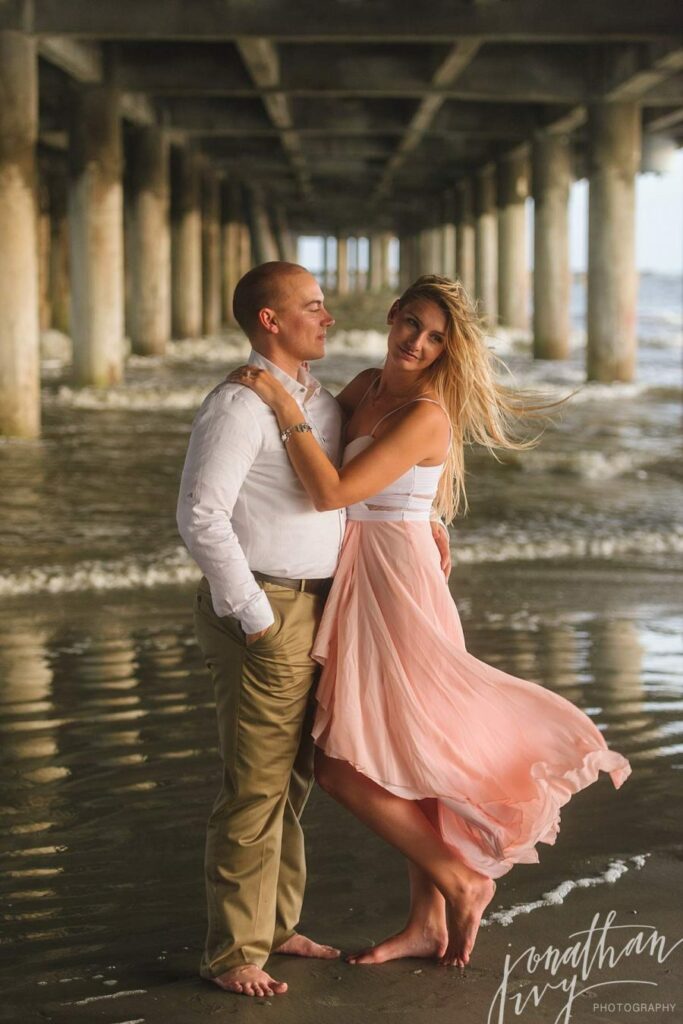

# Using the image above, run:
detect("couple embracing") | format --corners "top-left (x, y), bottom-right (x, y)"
top-left (176, 261), bottom-right (630, 998)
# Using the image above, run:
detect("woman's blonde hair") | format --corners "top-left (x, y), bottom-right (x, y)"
top-left (396, 274), bottom-right (559, 523)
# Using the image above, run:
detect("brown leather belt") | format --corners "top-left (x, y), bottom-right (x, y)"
top-left (253, 571), bottom-right (332, 597)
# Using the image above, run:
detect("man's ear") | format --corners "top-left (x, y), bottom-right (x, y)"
top-left (387, 300), bottom-right (400, 325)
top-left (258, 307), bottom-right (279, 334)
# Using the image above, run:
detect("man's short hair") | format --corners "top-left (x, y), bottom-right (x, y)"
top-left (232, 261), bottom-right (309, 336)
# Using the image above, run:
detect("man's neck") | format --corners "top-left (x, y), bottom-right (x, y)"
top-left (252, 347), bottom-right (301, 381)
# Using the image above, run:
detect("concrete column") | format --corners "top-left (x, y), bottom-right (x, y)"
top-left (221, 182), bottom-right (242, 325)
top-left (201, 168), bottom-right (221, 336)
top-left (0, 32), bottom-right (39, 436)
top-left (48, 169), bottom-right (70, 336)
top-left (532, 133), bottom-right (572, 359)
top-left (347, 237), bottom-right (358, 291)
top-left (171, 147), bottom-right (202, 339)
top-left (38, 179), bottom-right (51, 331)
top-left (368, 233), bottom-right (383, 292)
top-left (441, 192), bottom-right (456, 279)
top-left (474, 164), bottom-right (497, 325)
top-left (398, 234), bottom-right (411, 291)
top-left (321, 235), bottom-right (329, 289)
top-left (128, 126), bottom-right (170, 355)
top-left (587, 103), bottom-right (641, 381)
top-left (380, 231), bottom-right (392, 288)
top-left (274, 206), bottom-right (296, 262)
top-left (337, 236), bottom-right (349, 294)
top-left (248, 186), bottom-right (279, 264)
top-left (455, 178), bottom-right (475, 297)
top-left (69, 83), bottom-right (124, 386)
top-left (418, 225), bottom-right (441, 275)
top-left (238, 219), bottom-right (252, 276)
top-left (401, 233), bottom-right (420, 288)
top-left (497, 152), bottom-right (529, 329)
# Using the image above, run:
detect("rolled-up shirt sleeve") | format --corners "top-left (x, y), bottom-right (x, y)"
top-left (176, 386), bottom-right (274, 633)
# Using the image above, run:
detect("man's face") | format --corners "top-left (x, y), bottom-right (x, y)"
top-left (268, 272), bottom-right (335, 363)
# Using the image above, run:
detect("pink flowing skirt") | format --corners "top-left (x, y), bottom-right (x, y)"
top-left (311, 520), bottom-right (631, 880)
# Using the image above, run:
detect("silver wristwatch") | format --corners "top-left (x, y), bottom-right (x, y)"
top-left (280, 422), bottom-right (313, 444)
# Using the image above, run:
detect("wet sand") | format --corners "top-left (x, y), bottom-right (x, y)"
top-left (7, 850), bottom-right (681, 1024)
top-left (3, 561), bottom-right (682, 1023)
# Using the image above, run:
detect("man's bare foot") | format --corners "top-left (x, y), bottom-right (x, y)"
top-left (441, 875), bottom-right (496, 968)
top-left (347, 921), bottom-right (448, 965)
top-left (210, 964), bottom-right (288, 998)
top-left (275, 933), bottom-right (340, 959)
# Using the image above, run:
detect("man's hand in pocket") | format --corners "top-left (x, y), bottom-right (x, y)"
top-left (245, 626), bottom-right (271, 646)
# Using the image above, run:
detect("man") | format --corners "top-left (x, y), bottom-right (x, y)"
top-left (177, 261), bottom-right (450, 997)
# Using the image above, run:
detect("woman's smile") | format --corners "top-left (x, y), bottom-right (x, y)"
top-left (398, 345), bottom-right (420, 362)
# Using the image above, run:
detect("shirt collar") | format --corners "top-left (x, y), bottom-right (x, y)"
top-left (248, 350), bottom-right (322, 404)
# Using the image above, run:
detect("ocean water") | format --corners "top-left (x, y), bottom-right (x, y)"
top-left (0, 274), bottom-right (681, 995)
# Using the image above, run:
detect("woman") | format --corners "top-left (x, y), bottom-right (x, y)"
top-left (228, 275), bottom-right (631, 970)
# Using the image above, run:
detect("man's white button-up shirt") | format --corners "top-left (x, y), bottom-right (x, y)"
top-left (177, 351), bottom-right (345, 633)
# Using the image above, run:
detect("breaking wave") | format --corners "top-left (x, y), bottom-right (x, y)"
top-left (2, 528), bottom-right (683, 598)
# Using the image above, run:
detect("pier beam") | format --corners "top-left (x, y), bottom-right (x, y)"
top-left (69, 84), bottom-right (124, 386)
top-left (337, 236), bottom-right (349, 294)
top-left (497, 152), bottom-right (529, 329)
top-left (587, 103), bottom-right (641, 382)
top-left (171, 147), bottom-right (202, 339)
top-left (474, 164), bottom-right (498, 325)
top-left (532, 133), bottom-right (572, 359)
top-left (201, 167), bottom-right (221, 336)
top-left (455, 178), bottom-right (476, 297)
top-left (128, 126), bottom-right (170, 355)
top-left (0, 32), bottom-right (39, 436)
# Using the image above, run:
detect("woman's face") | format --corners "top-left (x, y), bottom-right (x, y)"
top-left (386, 297), bottom-right (447, 375)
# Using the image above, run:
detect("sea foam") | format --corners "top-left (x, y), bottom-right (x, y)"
top-left (483, 853), bottom-right (650, 927)
top-left (2, 527), bottom-right (682, 598)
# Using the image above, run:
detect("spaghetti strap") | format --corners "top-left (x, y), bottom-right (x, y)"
top-left (370, 397), bottom-right (451, 438)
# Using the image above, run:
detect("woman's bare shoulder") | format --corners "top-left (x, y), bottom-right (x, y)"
top-left (335, 367), bottom-right (381, 416)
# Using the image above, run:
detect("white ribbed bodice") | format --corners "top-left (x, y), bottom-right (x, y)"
top-left (344, 436), bottom-right (444, 521)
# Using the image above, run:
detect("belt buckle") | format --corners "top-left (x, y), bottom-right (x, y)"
top-left (298, 578), bottom-right (307, 593)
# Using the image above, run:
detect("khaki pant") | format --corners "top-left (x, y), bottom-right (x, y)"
top-left (193, 575), bottom-right (326, 977)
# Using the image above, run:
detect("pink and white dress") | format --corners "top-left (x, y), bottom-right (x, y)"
top-left (311, 399), bottom-right (631, 880)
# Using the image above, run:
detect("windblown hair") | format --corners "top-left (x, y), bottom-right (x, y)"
top-left (397, 275), bottom-right (560, 523)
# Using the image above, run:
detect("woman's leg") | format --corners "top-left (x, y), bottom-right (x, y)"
top-left (347, 800), bottom-right (447, 964)
top-left (315, 749), bottom-right (495, 967)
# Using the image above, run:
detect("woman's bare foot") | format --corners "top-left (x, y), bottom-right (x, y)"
top-left (210, 964), bottom-right (288, 997)
top-left (347, 921), bottom-right (448, 964)
top-left (275, 933), bottom-right (340, 959)
top-left (441, 875), bottom-right (496, 968)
